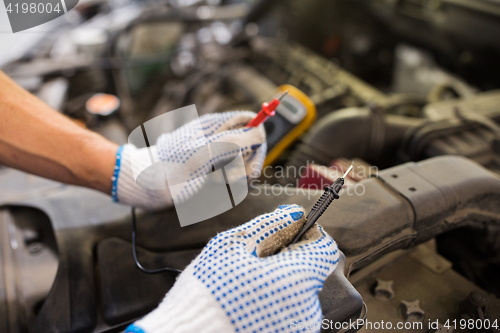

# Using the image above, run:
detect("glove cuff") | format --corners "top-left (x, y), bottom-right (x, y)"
top-left (111, 145), bottom-right (125, 202)
top-left (113, 144), bottom-right (172, 209)
top-left (127, 268), bottom-right (234, 333)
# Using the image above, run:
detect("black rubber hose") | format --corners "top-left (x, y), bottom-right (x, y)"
top-left (284, 107), bottom-right (425, 184)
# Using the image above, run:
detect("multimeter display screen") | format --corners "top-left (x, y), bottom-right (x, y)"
top-left (281, 100), bottom-right (299, 114)
top-left (265, 94), bottom-right (308, 151)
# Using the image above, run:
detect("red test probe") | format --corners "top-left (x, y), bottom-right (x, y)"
top-left (246, 90), bottom-right (289, 127)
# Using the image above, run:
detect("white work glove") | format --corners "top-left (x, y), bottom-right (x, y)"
top-left (112, 111), bottom-right (266, 209)
top-left (125, 204), bottom-right (339, 333)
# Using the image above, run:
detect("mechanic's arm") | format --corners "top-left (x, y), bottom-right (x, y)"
top-left (0, 70), bottom-right (267, 207)
top-left (0, 70), bottom-right (118, 193)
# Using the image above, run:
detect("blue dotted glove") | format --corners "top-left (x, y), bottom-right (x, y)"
top-left (112, 111), bottom-right (266, 209)
top-left (126, 204), bottom-right (340, 333)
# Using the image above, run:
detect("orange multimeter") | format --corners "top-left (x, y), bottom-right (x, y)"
top-left (262, 85), bottom-right (317, 167)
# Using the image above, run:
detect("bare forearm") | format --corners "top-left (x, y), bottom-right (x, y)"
top-left (0, 71), bottom-right (119, 194)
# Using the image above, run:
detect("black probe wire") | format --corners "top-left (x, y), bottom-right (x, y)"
top-left (131, 207), bottom-right (182, 275)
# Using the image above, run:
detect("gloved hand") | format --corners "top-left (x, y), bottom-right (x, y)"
top-left (125, 204), bottom-right (339, 333)
top-left (112, 111), bottom-right (266, 209)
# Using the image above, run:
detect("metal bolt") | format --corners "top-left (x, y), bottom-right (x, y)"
top-left (401, 299), bottom-right (425, 322)
top-left (468, 291), bottom-right (489, 308)
top-left (373, 279), bottom-right (395, 300)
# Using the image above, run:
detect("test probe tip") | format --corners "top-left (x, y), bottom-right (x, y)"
top-left (342, 164), bottom-right (354, 179)
top-left (278, 90), bottom-right (289, 101)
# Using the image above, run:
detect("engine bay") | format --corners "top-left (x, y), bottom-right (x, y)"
top-left (1, 0), bottom-right (500, 332)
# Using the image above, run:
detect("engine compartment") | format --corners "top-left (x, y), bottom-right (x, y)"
top-left (1, 0), bottom-right (500, 332)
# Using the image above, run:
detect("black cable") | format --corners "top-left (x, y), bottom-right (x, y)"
top-left (131, 207), bottom-right (182, 275)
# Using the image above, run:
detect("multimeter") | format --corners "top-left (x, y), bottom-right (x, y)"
top-left (263, 84), bottom-right (316, 167)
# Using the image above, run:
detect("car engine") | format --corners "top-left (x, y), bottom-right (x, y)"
top-left (0, 0), bottom-right (499, 332)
